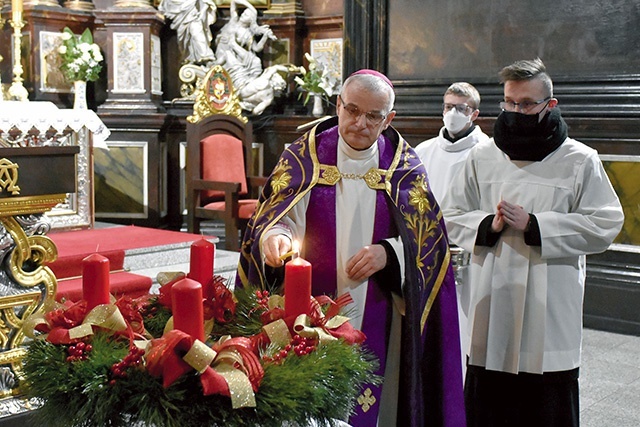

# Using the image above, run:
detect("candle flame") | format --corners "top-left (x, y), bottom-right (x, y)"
top-left (279, 240), bottom-right (301, 261)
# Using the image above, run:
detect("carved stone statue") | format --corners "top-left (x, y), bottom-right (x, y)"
top-left (238, 64), bottom-right (290, 115)
top-left (159, 0), bottom-right (217, 64)
top-left (214, 0), bottom-right (277, 92)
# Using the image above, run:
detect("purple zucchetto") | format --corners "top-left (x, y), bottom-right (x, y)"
top-left (349, 69), bottom-right (393, 88)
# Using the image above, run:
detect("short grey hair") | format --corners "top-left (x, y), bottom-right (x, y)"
top-left (445, 82), bottom-right (481, 110)
top-left (499, 58), bottom-right (554, 98)
top-left (341, 73), bottom-right (395, 112)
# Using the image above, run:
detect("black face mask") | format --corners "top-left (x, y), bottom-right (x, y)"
top-left (493, 108), bottom-right (568, 161)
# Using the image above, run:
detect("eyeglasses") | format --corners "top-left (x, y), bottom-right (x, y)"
top-left (500, 97), bottom-right (551, 113)
top-left (443, 103), bottom-right (473, 114)
top-left (338, 94), bottom-right (387, 126)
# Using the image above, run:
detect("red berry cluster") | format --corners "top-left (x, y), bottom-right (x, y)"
top-left (255, 290), bottom-right (270, 308)
top-left (249, 290), bottom-right (271, 318)
top-left (109, 346), bottom-right (145, 385)
top-left (66, 341), bottom-right (92, 362)
top-left (262, 334), bottom-right (317, 364)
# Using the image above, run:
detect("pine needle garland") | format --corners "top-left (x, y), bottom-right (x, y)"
top-left (22, 284), bottom-right (380, 426)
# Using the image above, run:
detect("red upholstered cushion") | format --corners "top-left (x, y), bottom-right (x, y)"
top-left (203, 199), bottom-right (258, 219)
top-left (201, 134), bottom-right (248, 201)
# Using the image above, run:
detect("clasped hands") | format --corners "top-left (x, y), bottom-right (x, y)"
top-left (492, 200), bottom-right (530, 233)
top-left (262, 234), bottom-right (387, 282)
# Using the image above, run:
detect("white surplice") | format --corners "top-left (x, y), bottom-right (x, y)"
top-left (442, 137), bottom-right (624, 374)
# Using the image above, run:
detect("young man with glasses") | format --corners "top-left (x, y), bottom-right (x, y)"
top-left (415, 82), bottom-right (490, 381)
top-left (442, 58), bottom-right (624, 427)
top-left (237, 70), bottom-right (465, 427)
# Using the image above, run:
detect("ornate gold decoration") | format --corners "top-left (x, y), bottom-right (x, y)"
top-left (357, 387), bottom-right (376, 413)
top-left (8, 14), bottom-right (29, 102)
top-left (0, 215), bottom-right (59, 397)
top-left (0, 194), bottom-right (68, 216)
top-left (0, 158), bottom-right (20, 196)
top-left (318, 165), bottom-right (340, 186)
top-left (317, 165), bottom-right (387, 190)
top-left (263, 0), bottom-right (303, 15)
top-left (268, 158), bottom-right (292, 196)
top-left (187, 65), bottom-right (246, 124)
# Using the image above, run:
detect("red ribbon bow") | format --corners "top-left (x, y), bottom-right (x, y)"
top-left (146, 330), bottom-right (264, 401)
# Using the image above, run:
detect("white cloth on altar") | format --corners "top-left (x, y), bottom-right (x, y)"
top-left (0, 101), bottom-right (110, 149)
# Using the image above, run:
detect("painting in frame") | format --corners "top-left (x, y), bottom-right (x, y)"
top-left (310, 38), bottom-right (343, 93)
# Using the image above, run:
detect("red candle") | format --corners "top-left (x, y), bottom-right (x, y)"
top-left (284, 256), bottom-right (312, 319)
top-left (82, 253), bottom-right (111, 311)
top-left (187, 238), bottom-right (215, 288)
top-left (171, 278), bottom-right (205, 341)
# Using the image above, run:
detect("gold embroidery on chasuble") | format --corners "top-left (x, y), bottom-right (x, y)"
top-left (317, 165), bottom-right (387, 190)
top-left (357, 388), bottom-right (377, 413)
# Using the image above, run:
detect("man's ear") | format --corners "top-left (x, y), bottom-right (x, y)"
top-left (471, 109), bottom-right (480, 121)
top-left (383, 110), bottom-right (396, 129)
top-left (548, 98), bottom-right (559, 109)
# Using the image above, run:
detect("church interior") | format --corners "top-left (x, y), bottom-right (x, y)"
top-left (0, 0), bottom-right (639, 425)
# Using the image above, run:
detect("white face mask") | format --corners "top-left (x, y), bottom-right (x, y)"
top-left (443, 109), bottom-right (472, 135)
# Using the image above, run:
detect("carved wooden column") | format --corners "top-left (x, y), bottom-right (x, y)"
top-left (93, 7), bottom-right (164, 113)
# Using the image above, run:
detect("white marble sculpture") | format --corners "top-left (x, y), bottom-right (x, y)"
top-left (159, 0), bottom-right (217, 64)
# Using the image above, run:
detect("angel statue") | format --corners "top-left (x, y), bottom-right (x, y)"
top-left (159, 0), bottom-right (217, 64)
top-left (214, 0), bottom-right (277, 93)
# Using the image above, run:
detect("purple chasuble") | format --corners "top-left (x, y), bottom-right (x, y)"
top-left (304, 126), bottom-right (396, 426)
top-left (237, 117), bottom-right (467, 427)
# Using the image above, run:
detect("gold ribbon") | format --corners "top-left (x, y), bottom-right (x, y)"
top-left (262, 318), bottom-right (292, 347)
top-left (216, 363), bottom-right (256, 409)
top-left (22, 301), bottom-right (127, 341)
top-left (69, 304), bottom-right (128, 340)
top-left (183, 339), bottom-right (217, 373)
top-left (293, 314), bottom-right (343, 343)
top-left (179, 335), bottom-right (258, 409)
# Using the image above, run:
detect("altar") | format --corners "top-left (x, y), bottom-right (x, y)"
top-left (0, 101), bottom-right (108, 230)
top-left (0, 101), bottom-right (108, 419)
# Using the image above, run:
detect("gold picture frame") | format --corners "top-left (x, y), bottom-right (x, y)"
top-left (214, 0), bottom-right (270, 8)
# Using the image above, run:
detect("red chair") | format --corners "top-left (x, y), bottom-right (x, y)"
top-left (186, 114), bottom-right (266, 251)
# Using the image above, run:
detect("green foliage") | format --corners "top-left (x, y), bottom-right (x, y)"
top-left (141, 300), bottom-right (172, 338)
top-left (21, 286), bottom-right (380, 427)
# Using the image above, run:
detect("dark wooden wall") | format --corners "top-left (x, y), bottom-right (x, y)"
top-left (345, 0), bottom-right (640, 335)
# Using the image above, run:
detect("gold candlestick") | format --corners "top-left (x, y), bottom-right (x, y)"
top-left (8, 0), bottom-right (29, 102)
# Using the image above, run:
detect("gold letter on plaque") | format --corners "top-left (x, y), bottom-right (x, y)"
top-left (0, 158), bottom-right (20, 195)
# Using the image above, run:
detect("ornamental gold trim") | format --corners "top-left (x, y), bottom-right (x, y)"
top-left (0, 292), bottom-right (41, 311)
top-left (318, 165), bottom-right (340, 186)
top-left (357, 387), bottom-right (376, 413)
top-left (0, 348), bottom-right (26, 367)
top-left (363, 168), bottom-right (385, 190)
top-left (187, 65), bottom-right (247, 124)
top-left (0, 158), bottom-right (20, 196)
top-left (0, 194), bottom-right (68, 217)
top-left (317, 165), bottom-right (387, 190)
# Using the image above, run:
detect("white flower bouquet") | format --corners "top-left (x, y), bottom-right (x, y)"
top-left (294, 53), bottom-right (339, 105)
top-left (58, 27), bottom-right (103, 83)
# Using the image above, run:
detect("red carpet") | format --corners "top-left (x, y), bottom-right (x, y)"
top-left (46, 225), bottom-right (208, 302)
